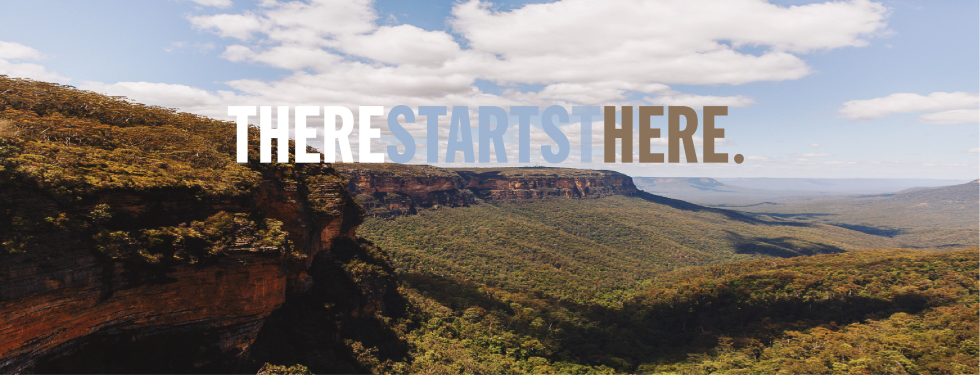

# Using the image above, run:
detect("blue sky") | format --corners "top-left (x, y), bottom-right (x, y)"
top-left (0, 0), bottom-right (976, 179)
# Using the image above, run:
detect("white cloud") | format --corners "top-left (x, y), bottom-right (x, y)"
top-left (917, 109), bottom-right (979, 125)
top-left (165, 41), bottom-right (187, 52)
top-left (839, 91), bottom-right (980, 122)
top-left (222, 44), bottom-right (342, 71)
top-left (190, 0), bottom-right (233, 8)
top-left (450, 0), bottom-right (888, 85)
top-left (967, 148), bottom-right (979, 153)
top-left (810, 143), bottom-right (821, 148)
top-left (181, 0), bottom-right (890, 109)
top-left (4, 1), bottom-right (901, 171)
top-left (802, 153), bottom-right (830, 157)
top-left (0, 41), bottom-right (43, 60)
top-left (503, 82), bottom-right (672, 106)
top-left (336, 25), bottom-right (461, 67)
top-left (534, 83), bottom-right (635, 104)
top-left (646, 92), bottom-right (756, 109)
top-left (165, 41), bottom-right (216, 53)
top-left (189, 13), bottom-right (264, 40)
top-left (79, 81), bottom-right (245, 119)
top-left (0, 41), bottom-right (67, 82)
top-left (222, 65), bottom-right (482, 106)
top-left (189, 0), bottom-right (376, 44)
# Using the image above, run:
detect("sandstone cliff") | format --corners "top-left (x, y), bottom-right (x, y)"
top-left (333, 164), bottom-right (639, 216)
top-left (0, 165), bottom-right (396, 373)
top-left (0, 77), bottom-right (638, 373)
top-left (0, 77), bottom-right (402, 373)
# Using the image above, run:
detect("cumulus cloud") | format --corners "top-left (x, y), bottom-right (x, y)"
top-left (0, 41), bottom-right (68, 82)
top-left (181, 0), bottom-right (890, 109)
top-left (189, 13), bottom-right (264, 40)
top-left (79, 81), bottom-right (245, 119)
top-left (451, 0), bottom-right (888, 85)
top-left (189, 0), bottom-right (376, 44)
top-left (221, 44), bottom-right (342, 71)
top-left (533, 83), bottom-right (638, 104)
top-left (0, 41), bottom-right (43, 60)
top-left (646, 92), bottom-right (756, 109)
top-left (190, 0), bottom-right (233, 8)
top-left (839, 91), bottom-right (980, 123)
top-left (7, 0), bottom-right (900, 168)
top-left (917, 109), bottom-right (980, 125)
top-left (337, 25), bottom-right (461, 67)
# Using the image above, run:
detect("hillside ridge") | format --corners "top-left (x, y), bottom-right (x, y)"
top-left (333, 163), bottom-right (639, 216)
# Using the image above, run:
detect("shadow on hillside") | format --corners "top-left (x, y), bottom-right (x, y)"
top-left (710, 201), bottom-right (780, 208)
top-left (620, 288), bottom-right (934, 361)
top-left (398, 270), bottom-right (935, 370)
top-left (250, 237), bottom-right (410, 374)
top-left (249, 298), bottom-right (391, 374)
top-left (737, 213), bottom-right (907, 238)
top-left (634, 191), bottom-right (812, 227)
top-left (831, 223), bottom-right (906, 237)
top-left (400, 272), bottom-right (516, 313)
top-left (33, 322), bottom-right (249, 374)
top-left (761, 212), bottom-right (836, 220)
top-left (727, 231), bottom-right (845, 257)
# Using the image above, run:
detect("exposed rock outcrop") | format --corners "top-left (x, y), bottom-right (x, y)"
top-left (333, 164), bottom-right (638, 216)
top-left (2, 248), bottom-right (284, 373)
top-left (0, 166), bottom-right (394, 373)
top-left (458, 168), bottom-right (638, 200)
top-left (0, 77), bottom-right (405, 373)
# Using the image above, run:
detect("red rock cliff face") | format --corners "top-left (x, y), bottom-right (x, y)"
top-left (0, 167), bottom-right (362, 373)
top-left (334, 164), bottom-right (474, 216)
top-left (334, 164), bottom-right (638, 216)
top-left (0, 248), bottom-right (284, 372)
top-left (458, 170), bottom-right (638, 200)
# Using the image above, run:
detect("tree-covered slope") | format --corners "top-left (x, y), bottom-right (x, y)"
top-left (3, 76), bottom-right (976, 374)
top-left (360, 194), bottom-right (909, 303)
top-left (0, 76), bottom-right (268, 261)
top-left (397, 248), bottom-right (978, 374)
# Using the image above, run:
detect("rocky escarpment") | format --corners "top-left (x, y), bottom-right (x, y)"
top-left (335, 164), bottom-right (474, 216)
top-left (0, 77), bottom-right (407, 373)
top-left (458, 168), bottom-right (638, 200)
top-left (334, 164), bottom-right (639, 217)
top-left (0, 165), bottom-right (394, 373)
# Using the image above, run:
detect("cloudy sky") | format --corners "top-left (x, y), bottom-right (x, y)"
top-left (0, 0), bottom-right (977, 179)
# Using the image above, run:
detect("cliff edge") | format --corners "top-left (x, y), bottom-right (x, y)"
top-left (0, 77), bottom-right (400, 373)
top-left (334, 164), bottom-right (639, 216)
